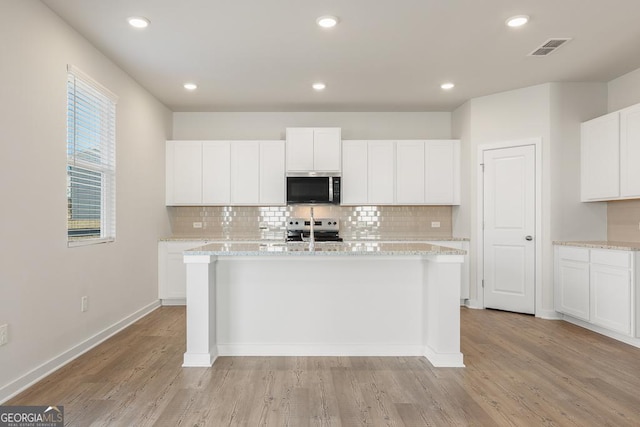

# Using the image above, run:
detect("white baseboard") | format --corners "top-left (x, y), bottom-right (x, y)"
top-left (423, 346), bottom-right (465, 367)
top-left (161, 298), bottom-right (186, 306)
top-left (0, 300), bottom-right (160, 404)
top-left (464, 299), bottom-right (483, 309)
top-left (182, 352), bottom-right (218, 367)
top-left (536, 309), bottom-right (562, 320)
top-left (561, 315), bottom-right (640, 349)
top-left (216, 343), bottom-right (425, 357)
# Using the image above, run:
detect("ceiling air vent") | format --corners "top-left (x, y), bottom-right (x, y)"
top-left (528, 38), bottom-right (572, 56)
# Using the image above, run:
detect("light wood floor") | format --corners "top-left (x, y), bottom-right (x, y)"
top-left (8, 307), bottom-right (640, 426)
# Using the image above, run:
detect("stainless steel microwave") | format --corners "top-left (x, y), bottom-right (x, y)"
top-left (286, 175), bottom-right (341, 205)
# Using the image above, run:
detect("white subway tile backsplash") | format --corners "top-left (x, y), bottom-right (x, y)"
top-left (168, 205), bottom-right (452, 240)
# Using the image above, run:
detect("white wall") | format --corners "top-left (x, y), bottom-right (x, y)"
top-left (608, 67), bottom-right (640, 112)
top-left (465, 84), bottom-right (551, 311)
top-left (0, 1), bottom-right (172, 401)
top-left (173, 112), bottom-right (452, 140)
top-left (451, 101), bottom-right (471, 239)
top-left (460, 83), bottom-right (610, 317)
top-left (549, 83), bottom-right (608, 241)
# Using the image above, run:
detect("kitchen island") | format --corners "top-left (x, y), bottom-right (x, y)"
top-left (182, 242), bottom-right (465, 368)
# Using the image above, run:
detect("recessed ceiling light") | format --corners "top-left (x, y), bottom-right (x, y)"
top-left (316, 15), bottom-right (339, 28)
top-left (441, 82), bottom-right (455, 90)
top-left (506, 15), bottom-right (529, 28)
top-left (127, 16), bottom-right (150, 29)
top-left (312, 82), bottom-right (326, 91)
top-left (183, 83), bottom-right (198, 91)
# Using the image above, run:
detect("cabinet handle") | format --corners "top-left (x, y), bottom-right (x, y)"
top-left (525, 235), bottom-right (533, 241)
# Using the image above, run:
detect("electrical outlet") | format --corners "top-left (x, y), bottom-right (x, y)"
top-left (81, 296), bottom-right (88, 312)
top-left (0, 324), bottom-right (8, 346)
top-left (193, 222), bottom-right (203, 229)
top-left (431, 221), bottom-right (441, 228)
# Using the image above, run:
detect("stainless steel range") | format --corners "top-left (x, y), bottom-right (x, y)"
top-left (286, 218), bottom-right (343, 242)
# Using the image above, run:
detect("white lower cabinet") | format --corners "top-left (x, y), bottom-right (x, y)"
top-left (555, 247), bottom-right (590, 321)
top-left (590, 250), bottom-right (632, 335)
top-left (158, 241), bottom-right (207, 304)
top-left (555, 245), bottom-right (636, 337)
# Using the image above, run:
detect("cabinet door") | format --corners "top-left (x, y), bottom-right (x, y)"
top-left (313, 128), bottom-right (341, 172)
top-left (555, 250), bottom-right (590, 321)
top-left (202, 141), bottom-right (231, 204)
top-left (341, 140), bottom-right (368, 205)
top-left (159, 241), bottom-right (205, 302)
top-left (396, 141), bottom-right (425, 204)
top-left (166, 141), bottom-right (202, 205)
top-left (590, 264), bottom-right (632, 335)
top-left (259, 141), bottom-right (285, 205)
top-left (286, 128), bottom-right (314, 172)
top-left (368, 141), bottom-right (395, 204)
top-left (231, 141), bottom-right (260, 204)
top-left (425, 140), bottom-right (460, 205)
top-left (620, 103), bottom-right (640, 197)
top-left (581, 112), bottom-right (620, 201)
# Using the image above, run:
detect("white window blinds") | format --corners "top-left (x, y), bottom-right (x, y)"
top-left (66, 65), bottom-right (117, 246)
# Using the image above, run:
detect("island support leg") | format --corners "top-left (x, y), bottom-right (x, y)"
top-left (183, 255), bottom-right (218, 367)
top-left (423, 255), bottom-right (465, 367)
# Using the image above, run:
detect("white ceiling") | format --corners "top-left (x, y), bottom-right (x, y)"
top-left (41, 0), bottom-right (640, 112)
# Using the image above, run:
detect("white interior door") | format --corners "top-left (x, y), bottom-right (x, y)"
top-left (483, 145), bottom-right (536, 314)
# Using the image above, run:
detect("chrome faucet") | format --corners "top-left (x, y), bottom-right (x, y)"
top-left (309, 206), bottom-right (315, 251)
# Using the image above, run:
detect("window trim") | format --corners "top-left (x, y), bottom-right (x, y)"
top-left (66, 65), bottom-right (118, 247)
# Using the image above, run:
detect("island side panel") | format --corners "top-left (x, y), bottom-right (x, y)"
top-left (183, 255), bottom-right (218, 367)
top-left (215, 256), bottom-right (424, 355)
top-left (423, 255), bottom-right (465, 367)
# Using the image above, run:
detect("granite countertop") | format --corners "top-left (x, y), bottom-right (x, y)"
top-left (160, 236), bottom-right (469, 243)
top-left (554, 241), bottom-right (640, 251)
top-left (184, 241), bottom-right (466, 257)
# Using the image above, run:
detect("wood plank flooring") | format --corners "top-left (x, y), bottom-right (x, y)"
top-left (7, 307), bottom-right (640, 426)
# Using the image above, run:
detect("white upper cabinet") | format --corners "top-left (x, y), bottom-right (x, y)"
top-left (286, 127), bottom-right (341, 173)
top-left (202, 141), bottom-right (231, 204)
top-left (341, 140), bottom-right (369, 205)
top-left (620, 103), bottom-right (640, 198)
top-left (343, 139), bottom-right (460, 205)
top-left (581, 112), bottom-right (620, 201)
top-left (368, 141), bottom-right (395, 204)
top-left (341, 140), bottom-right (395, 205)
top-left (231, 141), bottom-right (260, 204)
top-left (166, 140), bottom-right (203, 205)
top-left (259, 140), bottom-right (286, 205)
top-left (166, 140), bottom-right (285, 206)
top-left (396, 141), bottom-right (426, 204)
top-left (425, 140), bottom-right (460, 205)
top-left (581, 101), bottom-right (640, 202)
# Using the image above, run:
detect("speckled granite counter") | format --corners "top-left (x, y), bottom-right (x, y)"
top-left (161, 236), bottom-right (469, 243)
top-left (184, 241), bottom-right (465, 256)
top-left (554, 241), bottom-right (640, 251)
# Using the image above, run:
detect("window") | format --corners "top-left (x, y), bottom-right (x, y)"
top-left (66, 65), bottom-right (117, 246)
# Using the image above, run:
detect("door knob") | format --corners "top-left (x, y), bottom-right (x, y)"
top-left (525, 235), bottom-right (533, 241)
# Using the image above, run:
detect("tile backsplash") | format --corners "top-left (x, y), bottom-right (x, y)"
top-left (168, 205), bottom-right (452, 240)
top-left (608, 199), bottom-right (640, 242)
